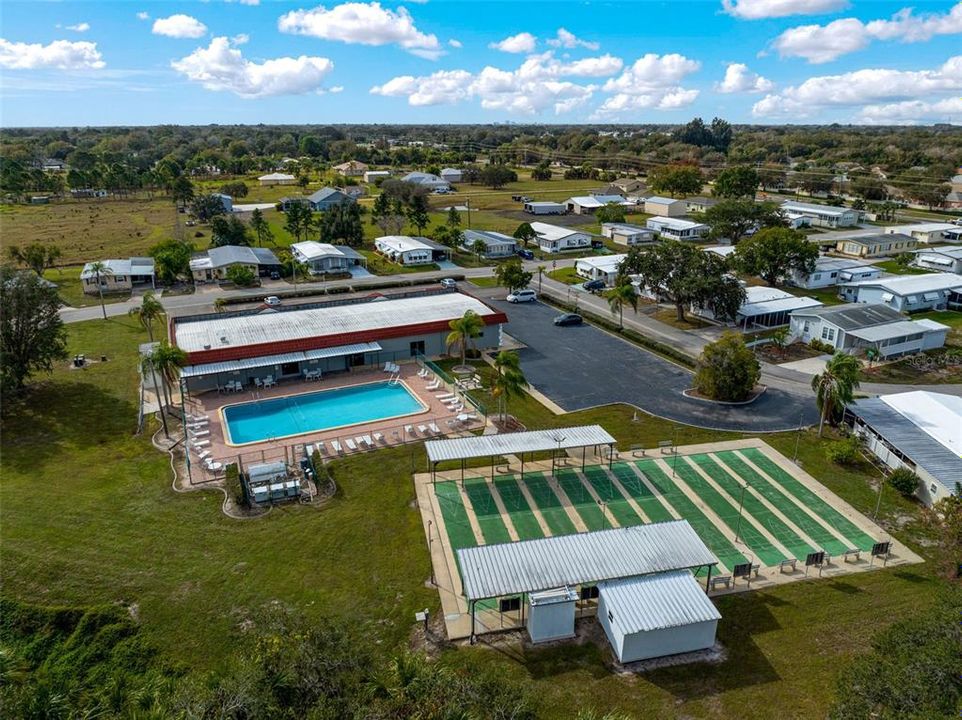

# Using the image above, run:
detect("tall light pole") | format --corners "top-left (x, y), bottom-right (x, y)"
top-left (551, 433), bottom-right (566, 477)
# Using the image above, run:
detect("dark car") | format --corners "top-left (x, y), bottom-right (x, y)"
top-left (590, 239), bottom-right (605, 249)
top-left (269, 271), bottom-right (281, 280)
top-left (517, 248), bottom-right (535, 260)
top-left (553, 313), bottom-right (583, 326)
top-left (582, 279), bottom-right (606, 292)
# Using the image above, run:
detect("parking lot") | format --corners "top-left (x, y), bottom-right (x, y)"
top-left (486, 297), bottom-right (820, 432)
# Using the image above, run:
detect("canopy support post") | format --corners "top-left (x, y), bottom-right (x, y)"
top-left (705, 564), bottom-right (712, 594)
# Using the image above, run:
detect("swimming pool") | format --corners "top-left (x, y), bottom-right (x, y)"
top-left (221, 381), bottom-right (426, 445)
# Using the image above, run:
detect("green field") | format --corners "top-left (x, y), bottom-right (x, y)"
top-left (1, 313), bottom-right (946, 720)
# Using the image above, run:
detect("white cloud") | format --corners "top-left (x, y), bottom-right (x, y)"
top-left (152, 14), bottom-right (208, 39)
top-left (136, 11), bottom-right (150, 21)
top-left (448, 39), bottom-right (462, 48)
top-left (593, 53), bottom-right (701, 118)
top-left (716, 62), bottom-right (773, 93)
top-left (773, 4), bottom-right (962, 63)
top-left (171, 36), bottom-right (334, 98)
top-left (370, 50), bottom-right (622, 115)
top-left (232, 33), bottom-right (250, 45)
top-left (278, 2), bottom-right (443, 59)
top-left (226, 0), bottom-right (260, 5)
top-left (489, 32), bottom-right (536, 54)
top-left (66, 22), bottom-right (90, 33)
top-left (752, 55), bottom-right (962, 118)
top-left (771, 18), bottom-right (867, 63)
top-left (547, 28), bottom-right (599, 50)
top-left (722, 0), bottom-right (848, 20)
top-left (858, 97), bottom-right (962, 124)
top-left (0, 38), bottom-right (105, 70)
top-left (329, 85), bottom-right (344, 93)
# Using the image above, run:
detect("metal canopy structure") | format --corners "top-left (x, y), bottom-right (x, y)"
top-left (457, 521), bottom-right (718, 641)
top-left (425, 425), bottom-right (617, 482)
top-left (180, 342), bottom-right (382, 378)
top-left (598, 571), bottom-right (721, 634)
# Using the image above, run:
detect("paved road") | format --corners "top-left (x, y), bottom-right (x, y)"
top-left (485, 296), bottom-right (819, 432)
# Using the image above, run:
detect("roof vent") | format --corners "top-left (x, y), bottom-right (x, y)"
top-left (220, 335), bottom-right (229, 345)
top-left (203, 344), bottom-right (211, 350)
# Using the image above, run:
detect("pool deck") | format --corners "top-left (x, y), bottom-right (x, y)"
top-left (183, 363), bottom-right (484, 472)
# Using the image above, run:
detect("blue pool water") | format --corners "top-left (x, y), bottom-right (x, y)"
top-left (222, 381), bottom-right (424, 445)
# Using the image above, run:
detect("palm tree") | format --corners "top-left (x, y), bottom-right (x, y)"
top-left (537, 264), bottom-right (546, 292)
top-left (128, 291), bottom-right (165, 342)
top-left (811, 352), bottom-right (861, 437)
top-left (86, 260), bottom-right (113, 320)
top-left (605, 278), bottom-right (638, 329)
top-left (141, 353), bottom-right (170, 439)
top-left (149, 341), bottom-right (188, 412)
top-left (446, 310), bottom-right (485, 371)
top-left (492, 351), bottom-right (528, 422)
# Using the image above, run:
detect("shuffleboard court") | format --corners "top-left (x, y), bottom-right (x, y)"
top-left (634, 460), bottom-right (748, 572)
top-left (434, 481), bottom-right (478, 551)
top-left (463, 479), bottom-right (512, 544)
top-left (581, 466), bottom-right (645, 528)
top-left (491, 476), bottom-right (545, 541)
top-left (518, 473), bottom-right (579, 535)
top-left (740, 448), bottom-right (876, 551)
top-left (691, 455), bottom-right (815, 561)
top-left (556, 469), bottom-right (608, 530)
top-left (716, 452), bottom-right (852, 556)
top-left (610, 463), bottom-right (676, 523)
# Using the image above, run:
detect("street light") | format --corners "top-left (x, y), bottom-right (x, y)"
top-left (551, 434), bottom-right (566, 476)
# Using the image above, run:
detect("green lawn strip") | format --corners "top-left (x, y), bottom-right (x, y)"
top-left (692, 455), bottom-right (814, 561)
top-left (672, 457), bottom-right (785, 567)
top-left (740, 449), bottom-right (876, 551)
top-left (609, 463), bottom-right (676, 523)
top-left (555, 469), bottom-right (608, 531)
top-left (580, 466), bottom-right (645, 528)
top-left (463, 478), bottom-right (513, 545)
top-left (492, 475), bottom-right (544, 541)
top-left (633, 460), bottom-right (747, 573)
top-left (715, 452), bottom-right (851, 556)
top-left (434, 481), bottom-right (479, 551)
top-left (518, 473), bottom-right (578, 536)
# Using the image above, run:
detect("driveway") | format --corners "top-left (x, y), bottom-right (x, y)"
top-left (489, 298), bottom-right (820, 432)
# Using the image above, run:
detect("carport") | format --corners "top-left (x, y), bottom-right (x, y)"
top-left (424, 425), bottom-right (617, 483)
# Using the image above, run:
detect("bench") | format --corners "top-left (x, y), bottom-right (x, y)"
top-left (843, 548), bottom-right (861, 563)
top-left (658, 440), bottom-right (674, 454)
top-left (710, 575), bottom-right (732, 590)
top-left (779, 558), bottom-right (798, 573)
top-left (630, 444), bottom-right (646, 457)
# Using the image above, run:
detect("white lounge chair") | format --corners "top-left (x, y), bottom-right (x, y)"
top-left (405, 425), bottom-right (416, 436)
top-left (186, 414), bottom-right (208, 422)
top-left (355, 436), bottom-right (367, 449)
top-left (417, 367), bottom-right (429, 378)
top-left (189, 439), bottom-right (210, 449)
top-left (205, 459), bottom-right (223, 472)
top-left (428, 423), bottom-right (441, 436)
top-left (382, 362), bottom-right (393, 373)
top-left (194, 449), bottom-right (210, 460)
top-left (418, 424), bottom-right (428, 435)
top-left (345, 438), bottom-right (358, 451)
top-left (442, 397), bottom-right (461, 406)
top-left (190, 429), bottom-right (210, 438)
top-left (304, 444), bottom-right (315, 457)
top-left (331, 440), bottom-right (343, 455)
top-left (317, 441), bottom-right (327, 455)
top-left (373, 432), bottom-right (385, 444)
top-left (436, 393), bottom-right (455, 400)
top-left (425, 381), bottom-right (440, 391)
top-left (361, 435), bottom-right (373, 448)
top-left (254, 378), bottom-right (263, 388)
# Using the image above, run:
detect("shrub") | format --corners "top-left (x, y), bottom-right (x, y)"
top-left (826, 435), bottom-right (861, 465)
top-left (809, 338), bottom-right (834, 353)
top-left (693, 331), bottom-right (760, 402)
top-left (224, 463), bottom-right (245, 506)
top-left (887, 467), bottom-right (920, 497)
top-left (225, 265), bottom-right (257, 287)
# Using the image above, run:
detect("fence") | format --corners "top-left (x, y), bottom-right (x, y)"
top-left (419, 356), bottom-right (488, 418)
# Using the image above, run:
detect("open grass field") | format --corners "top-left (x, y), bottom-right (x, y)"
top-left (0, 317), bottom-right (946, 717)
top-left (0, 198), bottom-right (180, 263)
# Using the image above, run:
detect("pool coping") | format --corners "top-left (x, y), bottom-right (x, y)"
top-left (218, 378), bottom-right (430, 447)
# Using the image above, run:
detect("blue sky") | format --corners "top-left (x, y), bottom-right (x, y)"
top-left (1, 0), bottom-right (960, 126)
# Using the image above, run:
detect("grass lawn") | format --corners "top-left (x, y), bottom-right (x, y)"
top-left (43, 265), bottom-right (132, 308)
top-left (873, 260), bottom-right (933, 275)
top-left (2, 311), bottom-right (947, 718)
top-left (358, 249), bottom-right (438, 275)
top-left (651, 307), bottom-right (711, 329)
top-left (911, 309), bottom-right (962, 345)
top-left (547, 267), bottom-right (582, 285)
top-left (778, 285), bottom-right (847, 306)
top-left (468, 276), bottom-right (501, 288)
top-left (0, 197), bottom-right (180, 263)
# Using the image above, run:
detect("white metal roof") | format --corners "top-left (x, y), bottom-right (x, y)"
top-left (603, 222), bottom-right (650, 234)
top-left (174, 293), bottom-right (499, 353)
top-left (576, 254), bottom-right (627, 273)
top-left (885, 223), bottom-right (958, 234)
top-left (781, 201), bottom-right (852, 217)
top-left (425, 425), bottom-right (615, 463)
top-left (599, 570), bottom-right (721, 634)
top-left (703, 245), bottom-right (736, 258)
top-left (843, 272), bottom-right (962, 296)
top-left (180, 342), bottom-right (382, 377)
top-left (647, 216), bottom-right (707, 231)
top-left (456, 521), bottom-right (718, 600)
top-left (526, 201), bottom-right (566, 208)
top-left (740, 286), bottom-right (822, 317)
top-left (81, 257), bottom-right (154, 279)
top-left (530, 222), bottom-right (586, 241)
top-left (569, 195), bottom-right (626, 207)
top-left (291, 241), bottom-right (347, 261)
top-left (881, 391), bottom-right (962, 457)
top-left (645, 196), bottom-right (683, 205)
top-left (916, 246), bottom-right (962, 260)
top-left (374, 235), bottom-right (436, 253)
top-left (259, 172), bottom-right (295, 181)
top-left (848, 320), bottom-right (946, 342)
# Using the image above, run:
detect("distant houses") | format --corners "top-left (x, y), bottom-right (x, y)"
top-left (332, 160), bottom-right (368, 177)
top-left (190, 246), bottom-right (281, 283)
top-left (884, 223), bottom-right (961, 244)
top-left (258, 172), bottom-right (296, 186)
top-left (401, 171), bottom-right (450, 191)
top-left (306, 187), bottom-right (355, 211)
top-left (81, 257), bottom-right (155, 295)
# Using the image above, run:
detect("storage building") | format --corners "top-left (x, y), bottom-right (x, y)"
top-left (363, 170), bottom-right (391, 183)
top-left (440, 168), bottom-right (463, 183)
top-left (566, 194), bottom-right (628, 215)
top-left (524, 201), bottom-right (567, 215)
top-left (258, 172), bottom-right (296, 186)
top-left (644, 196), bottom-right (687, 217)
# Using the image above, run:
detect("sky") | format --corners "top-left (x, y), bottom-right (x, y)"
top-left (1, 0), bottom-right (961, 127)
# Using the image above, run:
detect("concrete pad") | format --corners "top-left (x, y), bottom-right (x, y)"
top-left (778, 355), bottom-right (833, 375)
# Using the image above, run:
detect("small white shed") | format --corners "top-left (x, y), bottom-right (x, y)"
top-left (598, 571), bottom-right (721, 663)
top-left (528, 587), bottom-right (578, 644)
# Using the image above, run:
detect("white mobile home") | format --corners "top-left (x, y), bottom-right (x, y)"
top-left (790, 256), bottom-right (882, 289)
top-left (363, 170), bottom-right (391, 183)
top-left (602, 223), bottom-right (656, 246)
top-left (190, 246), bottom-right (281, 283)
top-left (696, 285), bottom-right (822, 327)
top-left (789, 303), bottom-right (948, 359)
top-left (646, 216), bottom-right (709, 241)
top-left (258, 172), bottom-right (296, 186)
top-left (566, 194), bottom-right (627, 215)
top-left (401, 171), bottom-right (450, 191)
top-left (460, 229), bottom-right (517, 259)
top-left (575, 254), bottom-right (627, 286)
top-left (780, 201), bottom-right (859, 228)
top-left (530, 222), bottom-right (592, 253)
top-left (440, 168), bottom-right (463, 183)
top-left (644, 196), bottom-right (687, 217)
top-left (884, 223), bottom-right (960, 244)
top-left (524, 201), bottom-right (567, 215)
top-left (835, 233), bottom-right (917, 258)
top-left (845, 391), bottom-right (962, 507)
top-left (374, 235), bottom-right (449, 265)
top-left (839, 272), bottom-right (962, 312)
top-left (290, 241), bottom-right (367, 275)
top-left (81, 257), bottom-right (155, 294)
top-left (913, 246), bottom-right (962, 274)
top-left (685, 196), bottom-right (718, 214)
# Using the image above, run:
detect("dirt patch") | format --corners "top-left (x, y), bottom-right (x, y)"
top-left (756, 342), bottom-right (823, 364)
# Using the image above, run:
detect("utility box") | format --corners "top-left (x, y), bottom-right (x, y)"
top-left (527, 587), bottom-right (578, 644)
